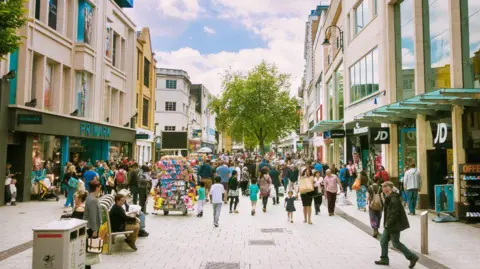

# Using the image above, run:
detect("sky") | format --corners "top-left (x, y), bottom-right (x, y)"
top-left (125, 0), bottom-right (329, 96)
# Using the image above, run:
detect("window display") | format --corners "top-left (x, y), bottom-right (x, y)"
top-left (32, 135), bottom-right (62, 182)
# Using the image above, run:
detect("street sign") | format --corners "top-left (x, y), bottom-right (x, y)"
top-left (135, 133), bottom-right (150, 139)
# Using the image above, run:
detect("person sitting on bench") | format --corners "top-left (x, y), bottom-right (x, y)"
top-left (109, 194), bottom-right (140, 251)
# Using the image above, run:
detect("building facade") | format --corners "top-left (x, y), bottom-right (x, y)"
top-left (134, 27), bottom-right (156, 164)
top-left (155, 68), bottom-right (191, 155)
top-left (0, 0), bottom-right (137, 204)
top-left (303, 0), bottom-right (480, 219)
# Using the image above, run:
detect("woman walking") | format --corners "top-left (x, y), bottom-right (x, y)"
top-left (228, 170), bottom-right (240, 213)
top-left (368, 176), bottom-right (384, 238)
top-left (83, 180), bottom-right (103, 269)
top-left (258, 167), bottom-right (272, 212)
top-left (240, 167), bottom-right (250, 196)
top-left (313, 171), bottom-right (323, 215)
top-left (323, 169), bottom-right (343, 216)
top-left (299, 168), bottom-right (315, 224)
top-left (356, 171), bottom-right (369, 211)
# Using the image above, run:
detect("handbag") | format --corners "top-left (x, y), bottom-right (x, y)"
top-left (352, 178), bottom-right (361, 191)
top-left (269, 185), bottom-right (276, 198)
top-left (85, 253), bottom-right (101, 266)
top-left (299, 177), bottom-right (314, 194)
top-left (86, 238), bottom-right (104, 254)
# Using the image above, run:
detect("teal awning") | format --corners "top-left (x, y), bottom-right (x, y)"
top-left (354, 89), bottom-right (480, 124)
top-left (309, 120), bottom-right (344, 133)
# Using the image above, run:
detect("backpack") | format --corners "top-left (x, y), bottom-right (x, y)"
top-left (370, 185), bottom-right (383, 211)
top-left (68, 177), bottom-right (78, 189)
top-left (115, 170), bottom-right (126, 184)
top-left (138, 171), bottom-right (151, 188)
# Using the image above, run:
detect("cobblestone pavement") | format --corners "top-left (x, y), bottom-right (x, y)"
top-left (0, 195), bottom-right (430, 269)
top-left (340, 191), bottom-right (480, 269)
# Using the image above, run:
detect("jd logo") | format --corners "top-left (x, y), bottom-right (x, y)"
top-left (434, 123), bottom-right (448, 144)
top-left (374, 131), bottom-right (389, 141)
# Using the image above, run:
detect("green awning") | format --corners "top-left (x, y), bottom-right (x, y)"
top-left (309, 120), bottom-right (344, 133)
top-left (354, 89), bottom-right (480, 123)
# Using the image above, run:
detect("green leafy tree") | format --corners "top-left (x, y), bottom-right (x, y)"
top-left (210, 61), bottom-right (299, 154)
top-left (0, 0), bottom-right (27, 59)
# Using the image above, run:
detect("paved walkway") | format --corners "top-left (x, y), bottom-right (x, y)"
top-left (0, 194), bottom-right (431, 269)
top-left (339, 190), bottom-right (480, 269)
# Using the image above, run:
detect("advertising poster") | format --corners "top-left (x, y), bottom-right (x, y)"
top-left (435, 184), bottom-right (454, 213)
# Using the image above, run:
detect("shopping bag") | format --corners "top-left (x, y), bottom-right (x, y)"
top-left (299, 177), bottom-right (314, 194)
top-left (86, 238), bottom-right (104, 254)
top-left (278, 186), bottom-right (285, 195)
top-left (352, 179), bottom-right (361, 191)
top-left (85, 253), bottom-right (101, 266)
top-left (269, 185), bottom-right (276, 198)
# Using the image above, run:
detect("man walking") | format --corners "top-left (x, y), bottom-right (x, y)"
top-left (403, 163), bottom-right (421, 215)
top-left (199, 160), bottom-right (214, 202)
top-left (216, 161), bottom-right (230, 204)
top-left (375, 181), bottom-right (419, 268)
top-left (128, 163), bottom-right (141, 205)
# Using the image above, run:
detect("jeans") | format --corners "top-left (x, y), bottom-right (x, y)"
top-left (130, 185), bottom-right (139, 205)
top-left (347, 176), bottom-right (354, 190)
top-left (406, 189), bottom-right (418, 214)
top-left (138, 187), bottom-right (148, 214)
top-left (272, 185), bottom-right (280, 204)
top-left (380, 228), bottom-right (415, 261)
top-left (314, 195), bottom-right (323, 213)
top-left (262, 196), bottom-right (269, 209)
top-left (229, 196), bottom-right (239, 211)
top-left (341, 180), bottom-right (349, 197)
top-left (64, 187), bottom-right (75, 207)
top-left (212, 203), bottom-right (222, 225)
top-left (282, 177), bottom-right (288, 190)
top-left (138, 211), bottom-right (146, 230)
top-left (326, 191), bottom-right (336, 214)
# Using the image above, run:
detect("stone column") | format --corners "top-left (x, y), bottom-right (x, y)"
top-left (416, 115), bottom-right (430, 209)
top-left (0, 80), bottom-right (10, 205)
top-left (452, 105), bottom-right (465, 218)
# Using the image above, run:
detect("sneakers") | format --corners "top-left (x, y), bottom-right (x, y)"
top-left (229, 210), bottom-right (233, 214)
top-left (262, 208), bottom-right (266, 213)
top-left (214, 223), bottom-right (219, 228)
top-left (374, 260), bottom-right (389, 266)
top-left (10, 202), bottom-right (16, 206)
top-left (138, 230), bottom-right (149, 237)
top-left (409, 255), bottom-right (419, 268)
top-left (124, 239), bottom-right (137, 251)
top-left (234, 210), bottom-right (239, 214)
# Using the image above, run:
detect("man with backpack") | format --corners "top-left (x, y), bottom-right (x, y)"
top-left (368, 176), bottom-right (384, 238)
top-left (128, 163), bottom-right (141, 205)
top-left (115, 165), bottom-right (128, 192)
top-left (137, 165), bottom-right (152, 214)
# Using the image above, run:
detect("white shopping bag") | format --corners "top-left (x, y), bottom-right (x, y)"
top-left (269, 185), bottom-right (276, 198)
top-left (337, 192), bottom-right (345, 204)
top-left (278, 186), bottom-right (285, 195)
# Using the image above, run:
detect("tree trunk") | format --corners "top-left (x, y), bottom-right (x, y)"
top-left (259, 139), bottom-right (265, 156)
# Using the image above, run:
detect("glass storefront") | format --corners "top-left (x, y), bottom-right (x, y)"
top-left (465, 0), bottom-right (480, 88)
top-left (398, 128), bottom-right (417, 178)
top-left (32, 135), bottom-right (62, 182)
top-left (395, 0), bottom-right (415, 101)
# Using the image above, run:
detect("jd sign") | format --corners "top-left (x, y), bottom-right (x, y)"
top-left (434, 123), bottom-right (448, 145)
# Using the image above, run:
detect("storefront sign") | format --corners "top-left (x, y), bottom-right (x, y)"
top-left (434, 123), bottom-right (448, 144)
top-left (80, 122), bottom-right (111, 138)
top-left (17, 114), bottom-right (42, 125)
top-left (430, 122), bottom-right (452, 147)
top-left (459, 164), bottom-right (480, 174)
top-left (135, 134), bottom-right (150, 139)
top-left (371, 128), bottom-right (390, 144)
top-left (330, 130), bottom-right (345, 138)
top-left (353, 122), bottom-right (369, 135)
top-left (434, 184), bottom-right (454, 213)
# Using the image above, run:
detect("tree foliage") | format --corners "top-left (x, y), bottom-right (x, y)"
top-left (210, 61), bottom-right (299, 154)
top-left (0, 0), bottom-right (27, 59)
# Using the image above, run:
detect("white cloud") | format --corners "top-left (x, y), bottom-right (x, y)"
top-left (157, 0), bottom-right (202, 20)
top-left (203, 26), bottom-right (216, 35)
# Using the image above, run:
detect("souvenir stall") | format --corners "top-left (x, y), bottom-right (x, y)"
top-left (153, 156), bottom-right (196, 216)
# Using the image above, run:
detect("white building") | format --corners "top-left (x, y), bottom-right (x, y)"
top-left (192, 84), bottom-right (217, 152)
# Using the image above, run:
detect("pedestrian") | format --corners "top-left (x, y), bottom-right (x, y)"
top-left (269, 165), bottom-right (281, 205)
top-left (63, 165), bottom-right (78, 208)
top-left (403, 163), bottom-right (421, 215)
top-left (83, 180), bottom-right (103, 269)
top-left (368, 176), bottom-right (384, 238)
top-left (346, 160), bottom-right (357, 191)
top-left (330, 163), bottom-right (338, 175)
top-left (210, 176), bottom-right (225, 227)
top-left (199, 160), bottom-right (214, 201)
top-left (128, 163), bottom-right (141, 205)
top-left (375, 181), bottom-right (419, 268)
top-left (196, 182), bottom-right (206, 217)
top-left (216, 161), bottom-right (231, 204)
top-left (376, 166), bottom-right (390, 183)
top-left (249, 178), bottom-right (259, 216)
top-left (339, 164), bottom-right (349, 198)
top-left (103, 165), bottom-right (115, 195)
top-left (324, 169), bottom-right (343, 216)
top-left (281, 163), bottom-right (291, 190)
top-left (258, 167), bottom-right (272, 213)
top-left (356, 171), bottom-right (369, 211)
top-left (82, 166), bottom-right (99, 193)
top-left (299, 168), bottom-right (314, 224)
top-left (228, 170), bottom-right (240, 214)
top-left (138, 165), bottom-right (152, 214)
top-left (287, 164), bottom-right (299, 195)
top-left (240, 167), bottom-right (250, 196)
top-left (313, 171), bottom-right (323, 215)
top-left (313, 160), bottom-right (323, 177)
top-left (284, 190), bottom-right (296, 223)
top-left (115, 165), bottom-right (128, 192)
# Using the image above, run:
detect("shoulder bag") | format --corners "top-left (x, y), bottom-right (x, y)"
top-left (299, 177), bottom-right (314, 194)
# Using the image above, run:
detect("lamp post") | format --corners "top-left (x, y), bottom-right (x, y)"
top-left (321, 25), bottom-right (344, 53)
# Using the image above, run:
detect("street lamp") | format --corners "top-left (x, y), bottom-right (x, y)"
top-left (321, 25), bottom-right (344, 53)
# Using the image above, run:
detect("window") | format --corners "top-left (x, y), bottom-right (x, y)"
top-left (137, 50), bottom-right (141, 80)
top-left (142, 98), bottom-right (149, 126)
top-left (48, 0), bottom-right (58, 30)
top-left (77, 0), bottom-right (94, 44)
top-left (112, 32), bottom-right (119, 67)
top-left (327, 79), bottom-right (333, 120)
top-left (465, 0), bottom-right (480, 88)
top-left (374, 0), bottom-right (378, 16)
top-left (165, 126), bottom-right (176, 131)
top-left (165, 102), bottom-right (176, 111)
top-left (35, 0), bottom-right (41, 20)
top-left (44, 63), bottom-right (54, 111)
top-left (103, 86), bottom-right (110, 121)
top-left (335, 64), bottom-right (344, 120)
top-left (354, 0), bottom-right (371, 35)
top-left (395, 0), bottom-right (416, 101)
top-left (75, 72), bottom-right (90, 117)
top-left (349, 48), bottom-right (379, 103)
top-left (166, 80), bottom-right (177, 89)
top-left (106, 25), bottom-right (112, 57)
top-left (144, 58), bottom-right (150, 87)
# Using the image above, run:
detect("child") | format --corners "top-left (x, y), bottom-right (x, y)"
top-left (249, 178), bottom-right (259, 216)
top-left (284, 191), bottom-right (296, 223)
top-left (228, 170), bottom-right (240, 214)
top-left (9, 178), bottom-right (17, 206)
top-left (197, 182), bottom-right (206, 217)
top-left (210, 176), bottom-right (225, 227)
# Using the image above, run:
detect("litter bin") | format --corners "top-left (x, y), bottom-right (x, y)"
top-left (32, 218), bottom-right (87, 269)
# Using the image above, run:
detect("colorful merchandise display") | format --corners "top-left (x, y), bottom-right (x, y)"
top-left (153, 156), bottom-right (196, 216)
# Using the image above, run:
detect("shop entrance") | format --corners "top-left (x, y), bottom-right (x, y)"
top-left (427, 149), bottom-right (449, 210)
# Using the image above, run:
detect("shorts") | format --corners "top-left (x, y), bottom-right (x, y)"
top-left (300, 193), bottom-right (313, 206)
top-left (203, 178), bottom-right (212, 189)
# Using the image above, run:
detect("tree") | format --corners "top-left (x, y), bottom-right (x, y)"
top-left (0, 0), bottom-right (27, 59)
top-left (210, 61), bottom-right (299, 154)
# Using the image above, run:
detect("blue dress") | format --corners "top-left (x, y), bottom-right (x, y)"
top-left (357, 185), bottom-right (367, 209)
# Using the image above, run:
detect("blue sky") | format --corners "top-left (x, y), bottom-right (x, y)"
top-left (125, 0), bottom-right (326, 95)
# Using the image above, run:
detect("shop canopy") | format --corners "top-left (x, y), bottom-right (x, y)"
top-left (354, 89), bottom-right (480, 124)
top-left (309, 120), bottom-right (344, 133)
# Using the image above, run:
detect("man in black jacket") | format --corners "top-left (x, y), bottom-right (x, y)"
top-left (376, 181), bottom-right (419, 268)
top-left (109, 194), bottom-right (140, 250)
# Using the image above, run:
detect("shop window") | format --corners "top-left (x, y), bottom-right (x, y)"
top-left (165, 126), bottom-right (176, 131)
top-left (349, 48), bottom-right (379, 103)
top-left (142, 97), bottom-right (149, 127)
top-left (426, 0), bottom-right (451, 91)
top-left (77, 0), bottom-right (94, 44)
top-left (463, 0), bottom-right (480, 88)
top-left (44, 63), bottom-right (54, 111)
top-left (48, 0), bottom-right (58, 30)
top-left (32, 135), bottom-right (62, 181)
top-left (144, 58), bottom-right (150, 87)
top-left (165, 101), bottom-right (176, 111)
top-left (166, 80), bottom-right (177, 89)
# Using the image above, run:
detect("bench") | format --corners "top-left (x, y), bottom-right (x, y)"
top-left (99, 194), bottom-right (133, 255)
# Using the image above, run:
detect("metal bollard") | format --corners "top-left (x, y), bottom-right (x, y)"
top-left (421, 211), bottom-right (428, 254)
